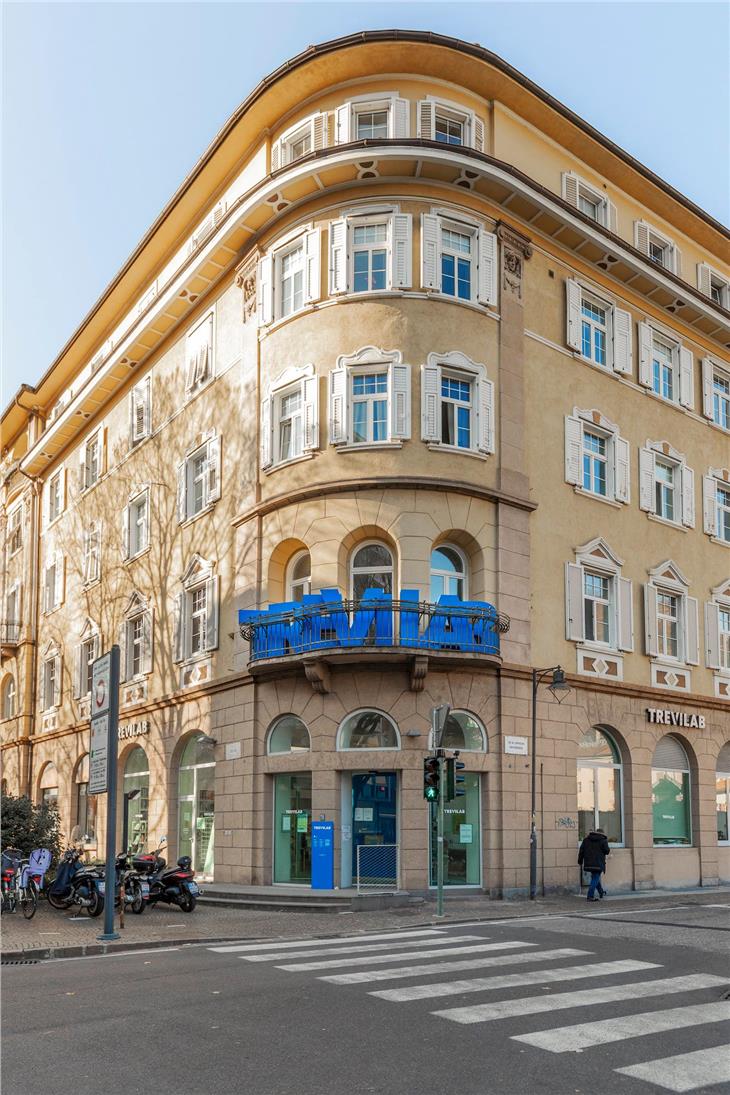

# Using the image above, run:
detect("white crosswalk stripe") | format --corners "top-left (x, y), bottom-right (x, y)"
top-left (320, 947), bottom-right (587, 985)
top-left (208, 929), bottom-right (445, 954)
top-left (512, 1000), bottom-right (730, 1053)
top-left (429, 973), bottom-right (727, 1018)
top-left (276, 939), bottom-right (536, 972)
top-left (242, 934), bottom-right (485, 962)
top-left (373, 959), bottom-right (661, 1003)
top-left (615, 1046), bottom-right (730, 1092)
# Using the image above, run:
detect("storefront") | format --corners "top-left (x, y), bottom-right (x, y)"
top-left (429, 773), bottom-right (481, 886)
top-left (178, 734), bottom-right (215, 878)
top-left (273, 772), bottom-right (312, 884)
top-left (122, 745), bottom-right (150, 853)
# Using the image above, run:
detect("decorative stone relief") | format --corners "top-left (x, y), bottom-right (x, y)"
top-left (496, 223), bottom-right (533, 300)
top-left (235, 254), bottom-right (259, 324)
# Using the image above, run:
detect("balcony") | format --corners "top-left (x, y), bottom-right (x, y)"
top-left (1, 622), bottom-right (21, 651)
top-left (239, 591), bottom-right (509, 692)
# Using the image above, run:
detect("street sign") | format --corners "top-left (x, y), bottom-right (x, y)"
top-left (89, 713), bottom-right (109, 794)
top-left (92, 651), bottom-right (112, 716)
top-left (505, 735), bottom-right (528, 755)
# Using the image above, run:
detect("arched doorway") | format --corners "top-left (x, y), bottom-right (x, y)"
top-left (122, 746), bottom-right (150, 853)
top-left (177, 734), bottom-right (215, 879)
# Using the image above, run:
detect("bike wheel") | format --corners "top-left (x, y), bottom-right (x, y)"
top-left (87, 889), bottom-right (104, 918)
top-left (177, 892), bottom-right (196, 913)
top-left (21, 888), bottom-right (37, 920)
top-left (130, 883), bottom-right (145, 914)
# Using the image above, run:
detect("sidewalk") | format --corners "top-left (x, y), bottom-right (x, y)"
top-left (3, 885), bottom-right (729, 962)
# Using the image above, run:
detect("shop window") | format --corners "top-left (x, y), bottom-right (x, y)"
top-left (286, 552), bottom-right (311, 602)
top-left (338, 710), bottom-right (399, 750)
top-left (716, 743), bottom-right (730, 844)
top-left (577, 727), bottom-right (623, 845)
top-left (652, 735), bottom-right (692, 846)
top-left (178, 733), bottom-right (215, 878)
top-left (430, 545), bottom-right (467, 601)
top-left (273, 773), bottom-right (312, 884)
top-left (349, 542), bottom-right (393, 603)
top-left (268, 715), bottom-right (311, 755)
top-left (429, 772), bottom-right (481, 886)
top-left (75, 755), bottom-right (96, 843)
top-left (441, 711), bottom-right (486, 752)
top-left (123, 746), bottom-right (149, 854)
top-left (39, 763), bottom-right (58, 808)
top-left (2, 676), bottom-right (16, 720)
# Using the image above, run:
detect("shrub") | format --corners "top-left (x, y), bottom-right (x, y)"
top-left (1, 793), bottom-right (63, 864)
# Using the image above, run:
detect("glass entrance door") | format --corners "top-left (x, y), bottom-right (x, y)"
top-left (274, 773), bottom-right (312, 883)
top-left (177, 734), bottom-right (215, 880)
top-left (351, 772), bottom-right (397, 883)
top-left (429, 772), bottom-right (481, 885)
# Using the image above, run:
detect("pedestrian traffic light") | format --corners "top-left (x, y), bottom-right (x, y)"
top-left (446, 757), bottom-right (466, 801)
top-left (423, 757), bottom-right (440, 801)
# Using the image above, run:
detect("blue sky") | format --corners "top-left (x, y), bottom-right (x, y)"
top-left (2, 2), bottom-right (728, 405)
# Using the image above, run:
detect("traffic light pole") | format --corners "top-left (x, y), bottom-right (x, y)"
top-left (436, 753), bottom-right (445, 917)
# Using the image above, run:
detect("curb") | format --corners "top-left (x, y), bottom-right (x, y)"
top-left (0, 934), bottom-right (259, 963)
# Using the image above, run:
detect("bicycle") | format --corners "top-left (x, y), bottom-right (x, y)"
top-left (1, 849), bottom-right (38, 919)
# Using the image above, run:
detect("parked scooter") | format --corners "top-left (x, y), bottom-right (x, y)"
top-left (47, 831), bottom-right (103, 917)
top-left (89, 850), bottom-right (146, 918)
top-left (132, 839), bottom-right (201, 912)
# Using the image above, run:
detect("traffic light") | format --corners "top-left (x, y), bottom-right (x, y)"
top-left (423, 756), bottom-right (440, 801)
top-left (446, 757), bottom-right (466, 801)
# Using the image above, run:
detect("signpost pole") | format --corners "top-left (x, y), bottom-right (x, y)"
top-left (98, 646), bottom-right (120, 942)
top-left (436, 753), bottom-right (445, 918)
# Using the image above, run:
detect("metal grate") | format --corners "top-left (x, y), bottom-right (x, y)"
top-left (355, 844), bottom-right (399, 894)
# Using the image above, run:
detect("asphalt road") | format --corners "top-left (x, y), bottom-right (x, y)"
top-left (4, 901), bottom-right (730, 1095)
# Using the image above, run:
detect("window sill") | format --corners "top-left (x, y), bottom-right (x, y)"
top-left (264, 452), bottom-right (315, 475)
top-left (426, 443), bottom-right (487, 460)
top-left (124, 545), bottom-right (151, 566)
top-left (708, 418), bottom-right (730, 435)
top-left (642, 388), bottom-right (689, 414)
top-left (82, 576), bottom-right (101, 590)
top-left (647, 514), bottom-right (688, 532)
top-left (653, 843), bottom-right (693, 849)
top-left (185, 378), bottom-right (215, 401)
top-left (335, 441), bottom-right (403, 453)
top-left (573, 486), bottom-right (623, 509)
top-left (45, 513), bottom-right (65, 531)
top-left (8, 547), bottom-right (22, 560)
top-left (180, 504), bottom-right (216, 529)
top-left (710, 535), bottom-right (730, 549)
top-left (577, 352), bottom-right (613, 373)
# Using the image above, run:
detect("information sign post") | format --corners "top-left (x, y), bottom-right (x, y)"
top-left (92, 646), bottom-right (121, 942)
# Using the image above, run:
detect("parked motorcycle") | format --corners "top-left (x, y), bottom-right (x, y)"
top-left (47, 833), bottom-right (103, 917)
top-left (132, 840), bottom-right (201, 912)
top-left (90, 850), bottom-right (146, 918)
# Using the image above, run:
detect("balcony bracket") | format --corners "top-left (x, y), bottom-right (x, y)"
top-left (302, 657), bottom-right (331, 695)
top-left (410, 655), bottom-right (429, 692)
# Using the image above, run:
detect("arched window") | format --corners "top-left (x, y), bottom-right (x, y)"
top-left (442, 711), bottom-right (486, 751)
top-left (577, 727), bottom-right (623, 845)
top-left (652, 735), bottom-right (691, 846)
top-left (350, 542), bottom-right (393, 602)
top-left (2, 677), bottom-right (16, 720)
top-left (75, 755), bottom-right (96, 843)
top-left (716, 743), bottom-right (730, 845)
top-left (268, 715), bottom-right (311, 755)
top-left (123, 746), bottom-right (150, 853)
top-left (39, 763), bottom-right (58, 808)
top-left (286, 551), bottom-right (311, 602)
top-left (178, 733), bottom-right (215, 877)
top-left (338, 709), bottom-right (399, 750)
top-left (430, 545), bottom-right (467, 600)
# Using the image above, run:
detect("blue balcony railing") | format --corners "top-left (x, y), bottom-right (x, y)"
top-left (239, 590), bottom-right (509, 663)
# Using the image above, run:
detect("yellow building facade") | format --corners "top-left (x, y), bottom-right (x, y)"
top-left (2, 31), bottom-right (729, 896)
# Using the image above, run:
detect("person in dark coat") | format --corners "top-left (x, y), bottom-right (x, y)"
top-left (578, 828), bottom-right (610, 901)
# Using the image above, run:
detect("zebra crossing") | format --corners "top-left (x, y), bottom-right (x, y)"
top-left (208, 926), bottom-right (730, 1092)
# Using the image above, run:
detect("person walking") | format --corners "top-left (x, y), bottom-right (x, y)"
top-left (578, 828), bottom-right (610, 901)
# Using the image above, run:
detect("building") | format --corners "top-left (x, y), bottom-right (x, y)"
top-left (1, 30), bottom-right (728, 896)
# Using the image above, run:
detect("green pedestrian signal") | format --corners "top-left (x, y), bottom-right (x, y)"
top-left (423, 756), bottom-right (440, 801)
top-left (446, 757), bottom-right (466, 801)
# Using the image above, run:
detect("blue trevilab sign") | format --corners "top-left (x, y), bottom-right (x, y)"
top-left (239, 588), bottom-right (501, 661)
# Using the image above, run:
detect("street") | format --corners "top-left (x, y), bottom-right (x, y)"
top-left (3, 900), bottom-right (730, 1095)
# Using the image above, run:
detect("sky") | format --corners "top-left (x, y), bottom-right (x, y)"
top-left (2, 1), bottom-right (729, 407)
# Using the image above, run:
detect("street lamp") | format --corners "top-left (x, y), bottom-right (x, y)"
top-left (530, 666), bottom-right (571, 900)
top-left (122, 788), bottom-right (141, 854)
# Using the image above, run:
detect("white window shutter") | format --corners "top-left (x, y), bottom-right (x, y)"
top-left (335, 103), bottom-right (351, 144)
top-left (121, 505), bottom-right (130, 560)
top-left (635, 221), bottom-right (650, 256)
top-left (564, 415), bottom-right (582, 486)
top-left (99, 427), bottom-right (107, 476)
top-left (705, 602), bottom-right (721, 669)
top-left (303, 375), bottom-right (319, 451)
top-left (206, 435), bottom-right (221, 503)
top-left (59, 467), bottom-right (67, 511)
top-left (390, 364), bottom-right (411, 441)
top-left (638, 322), bottom-right (653, 387)
top-left (260, 396), bottom-right (272, 469)
top-left (672, 245), bottom-right (682, 279)
top-left (477, 374), bottom-right (495, 454)
top-left (119, 622), bottom-right (128, 684)
top-left (679, 346), bottom-right (694, 409)
top-left (697, 263), bottom-right (712, 297)
top-left (614, 434), bottom-right (631, 503)
top-left (606, 200), bottom-right (618, 235)
top-left (421, 363), bottom-right (441, 442)
top-left (420, 213), bottom-right (440, 290)
top-left (53, 656), bottom-right (61, 708)
top-left (392, 98), bottom-right (409, 138)
top-left (561, 172), bottom-right (579, 210)
top-left (205, 575), bottom-right (220, 651)
top-left (644, 584), bottom-right (659, 657)
top-left (177, 462), bottom-right (187, 523)
top-left (565, 563), bottom-right (585, 642)
top-left (329, 368), bottom-right (347, 445)
top-left (612, 308), bottom-right (633, 375)
top-left (329, 219), bottom-right (348, 295)
top-left (304, 229), bottom-right (321, 303)
top-left (566, 279), bottom-right (582, 351)
top-left (257, 255), bottom-right (273, 325)
top-left (391, 214), bottom-right (412, 288)
top-left (477, 230), bottom-right (498, 307)
top-left (681, 464), bottom-right (695, 528)
top-left (639, 447), bottom-right (655, 512)
top-left (78, 446), bottom-right (87, 494)
top-left (703, 475), bottom-right (718, 536)
top-left (686, 596), bottom-right (699, 665)
top-left (313, 112), bottom-right (328, 151)
top-left (174, 592), bottom-right (186, 663)
top-left (143, 609), bottom-right (154, 674)
top-left (701, 358), bottom-right (714, 419)
top-left (618, 577), bottom-right (634, 652)
top-left (473, 116), bottom-right (485, 153)
top-left (73, 644), bottom-right (82, 700)
top-left (55, 554), bottom-right (65, 607)
top-left (270, 138), bottom-right (282, 173)
top-left (417, 99), bottom-right (435, 140)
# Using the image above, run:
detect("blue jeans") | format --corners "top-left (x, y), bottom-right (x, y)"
top-left (587, 870), bottom-right (604, 899)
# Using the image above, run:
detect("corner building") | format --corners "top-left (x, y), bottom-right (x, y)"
top-left (2, 32), bottom-right (729, 896)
